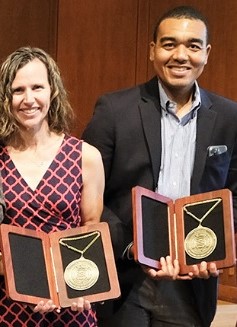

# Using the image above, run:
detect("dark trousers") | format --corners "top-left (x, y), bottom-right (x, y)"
top-left (98, 277), bottom-right (204, 327)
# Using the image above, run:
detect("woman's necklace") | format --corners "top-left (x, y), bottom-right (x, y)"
top-left (59, 231), bottom-right (100, 290)
top-left (183, 198), bottom-right (222, 259)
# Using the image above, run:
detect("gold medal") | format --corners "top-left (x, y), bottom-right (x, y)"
top-left (184, 226), bottom-right (217, 259)
top-left (183, 198), bottom-right (221, 259)
top-left (59, 231), bottom-right (101, 290)
top-left (64, 256), bottom-right (99, 290)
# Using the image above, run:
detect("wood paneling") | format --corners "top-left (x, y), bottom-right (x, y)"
top-left (135, 0), bottom-right (150, 85)
top-left (0, 0), bottom-right (58, 62)
top-left (57, 0), bottom-right (140, 137)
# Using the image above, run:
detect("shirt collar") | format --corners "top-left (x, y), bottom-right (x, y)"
top-left (158, 79), bottom-right (201, 118)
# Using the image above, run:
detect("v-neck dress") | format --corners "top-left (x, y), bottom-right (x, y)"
top-left (0, 135), bottom-right (97, 326)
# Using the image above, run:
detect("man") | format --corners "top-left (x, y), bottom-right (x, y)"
top-left (82, 5), bottom-right (237, 327)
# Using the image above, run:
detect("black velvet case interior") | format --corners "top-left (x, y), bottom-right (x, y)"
top-left (141, 196), bottom-right (170, 259)
top-left (140, 195), bottom-right (226, 265)
top-left (9, 233), bottom-right (50, 298)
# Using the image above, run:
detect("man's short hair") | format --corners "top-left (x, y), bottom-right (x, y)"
top-left (153, 5), bottom-right (209, 44)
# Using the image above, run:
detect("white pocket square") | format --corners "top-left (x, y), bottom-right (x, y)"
top-left (207, 145), bottom-right (227, 157)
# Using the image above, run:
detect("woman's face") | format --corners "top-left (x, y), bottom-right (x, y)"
top-left (11, 58), bottom-right (51, 131)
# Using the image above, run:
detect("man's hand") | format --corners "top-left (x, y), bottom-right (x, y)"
top-left (141, 256), bottom-right (219, 280)
top-left (188, 261), bottom-right (219, 279)
top-left (142, 256), bottom-right (180, 280)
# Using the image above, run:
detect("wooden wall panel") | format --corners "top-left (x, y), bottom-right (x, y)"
top-left (0, 0), bottom-right (58, 62)
top-left (135, 0), bottom-right (150, 85)
top-left (57, 0), bottom-right (140, 137)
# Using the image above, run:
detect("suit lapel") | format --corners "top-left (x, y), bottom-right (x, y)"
top-left (138, 81), bottom-right (216, 193)
top-left (191, 90), bottom-right (217, 193)
top-left (139, 78), bottom-right (162, 189)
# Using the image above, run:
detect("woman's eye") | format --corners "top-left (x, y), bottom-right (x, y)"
top-left (33, 85), bottom-right (43, 90)
top-left (12, 88), bottom-right (23, 94)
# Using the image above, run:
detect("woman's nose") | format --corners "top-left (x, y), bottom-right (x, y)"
top-left (23, 89), bottom-right (34, 104)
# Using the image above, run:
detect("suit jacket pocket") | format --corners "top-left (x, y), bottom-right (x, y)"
top-left (200, 151), bottom-right (230, 190)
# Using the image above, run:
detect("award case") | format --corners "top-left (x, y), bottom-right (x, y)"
top-left (0, 222), bottom-right (120, 307)
top-left (132, 186), bottom-right (236, 274)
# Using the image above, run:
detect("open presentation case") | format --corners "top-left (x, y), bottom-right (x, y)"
top-left (0, 222), bottom-right (120, 307)
top-left (132, 186), bottom-right (236, 274)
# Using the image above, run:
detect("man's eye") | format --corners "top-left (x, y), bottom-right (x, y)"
top-left (189, 44), bottom-right (202, 51)
top-left (163, 43), bottom-right (175, 50)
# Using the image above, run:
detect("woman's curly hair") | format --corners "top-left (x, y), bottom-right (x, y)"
top-left (0, 46), bottom-right (74, 144)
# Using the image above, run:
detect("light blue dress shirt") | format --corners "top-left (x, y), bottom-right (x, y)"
top-left (156, 81), bottom-right (201, 200)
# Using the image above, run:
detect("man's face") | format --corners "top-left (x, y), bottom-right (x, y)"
top-left (150, 18), bottom-right (211, 95)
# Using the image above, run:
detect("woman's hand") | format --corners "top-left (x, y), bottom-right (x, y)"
top-left (32, 297), bottom-right (91, 314)
top-left (70, 297), bottom-right (91, 312)
top-left (33, 300), bottom-right (57, 314)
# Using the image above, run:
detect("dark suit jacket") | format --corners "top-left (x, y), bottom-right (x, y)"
top-left (82, 76), bottom-right (237, 327)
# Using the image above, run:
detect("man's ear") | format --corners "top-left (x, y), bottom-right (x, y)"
top-left (204, 44), bottom-right (211, 65)
top-left (149, 41), bottom-right (156, 62)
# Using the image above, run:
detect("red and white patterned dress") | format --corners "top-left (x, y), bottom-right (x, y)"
top-left (0, 135), bottom-right (97, 326)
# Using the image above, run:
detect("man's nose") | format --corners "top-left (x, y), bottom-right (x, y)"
top-left (172, 45), bottom-right (188, 61)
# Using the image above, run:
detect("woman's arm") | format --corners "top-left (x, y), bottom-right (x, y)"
top-left (80, 142), bottom-right (105, 226)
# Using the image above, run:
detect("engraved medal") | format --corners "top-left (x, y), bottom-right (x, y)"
top-left (64, 256), bottom-right (99, 290)
top-left (184, 226), bottom-right (217, 259)
top-left (59, 231), bottom-right (101, 290)
top-left (183, 198), bottom-right (221, 259)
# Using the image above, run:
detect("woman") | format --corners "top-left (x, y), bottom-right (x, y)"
top-left (0, 46), bottom-right (105, 326)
